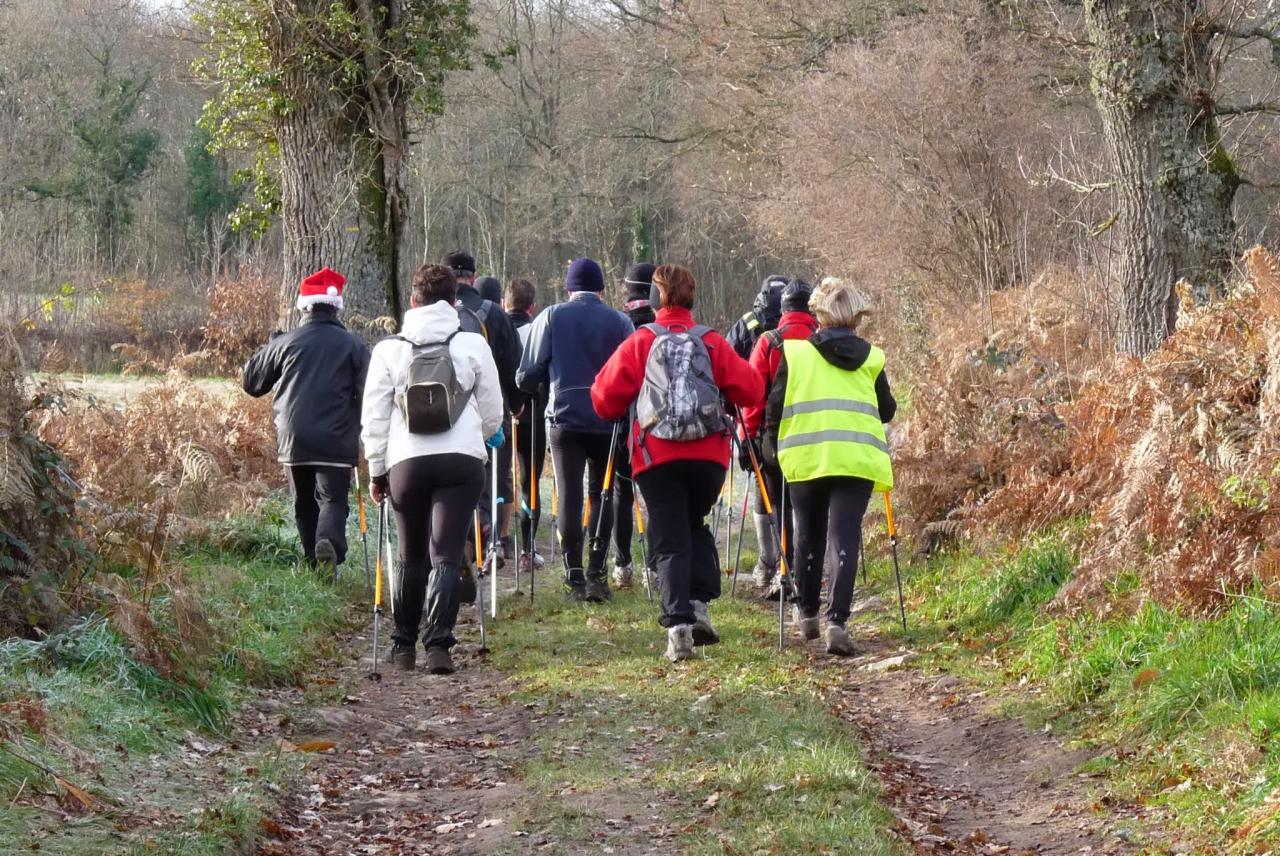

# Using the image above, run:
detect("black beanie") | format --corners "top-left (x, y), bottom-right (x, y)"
top-left (623, 262), bottom-right (656, 302)
top-left (781, 279), bottom-right (813, 314)
top-left (443, 251), bottom-right (476, 275)
top-left (476, 275), bottom-right (502, 304)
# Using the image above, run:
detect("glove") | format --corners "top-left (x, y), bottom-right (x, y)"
top-left (486, 427), bottom-right (505, 449)
top-left (370, 473), bottom-right (390, 504)
top-left (737, 438), bottom-right (757, 471)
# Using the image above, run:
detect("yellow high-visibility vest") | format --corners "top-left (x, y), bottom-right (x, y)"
top-left (777, 339), bottom-right (893, 491)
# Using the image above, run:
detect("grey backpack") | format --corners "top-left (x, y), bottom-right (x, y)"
top-left (393, 333), bottom-right (472, 434)
top-left (636, 323), bottom-right (728, 444)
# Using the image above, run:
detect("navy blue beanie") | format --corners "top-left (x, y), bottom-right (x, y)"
top-left (566, 257), bottom-right (605, 293)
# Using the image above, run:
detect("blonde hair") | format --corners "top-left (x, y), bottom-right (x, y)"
top-left (811, 277), bottom-right (872, 330)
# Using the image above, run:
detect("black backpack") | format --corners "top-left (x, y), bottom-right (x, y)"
top-left (457, 299), bottom-right (493, 341)
top-left (393, 333), bottom-right (472, 434)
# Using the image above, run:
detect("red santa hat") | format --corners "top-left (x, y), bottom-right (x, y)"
top-left (296, 267), bottom-right (346, 311)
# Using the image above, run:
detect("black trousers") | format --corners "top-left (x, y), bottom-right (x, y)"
top-left (612, 448), bottom-right (635, 565)
top-left (480, 412), bottom-right (515, 534)
top-left (549, 426), bottom-right (615, 581)
top-left (516, 415), bottom-right (548, 546)
top-left (286, 465), bottom-right (351, 565)
top-left (388, 453), bottom-right (485, 650)
top-left (790, 476), bottom-right (873, 625)
top-left (636, 459), bottom-right (726, 628)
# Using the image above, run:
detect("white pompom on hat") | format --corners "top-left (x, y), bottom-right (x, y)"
top-left (296, 267), bottom-right (346, 311)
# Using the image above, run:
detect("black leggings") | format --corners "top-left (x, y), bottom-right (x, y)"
top-left (636, 459), bottom-right (725, 628)
top-left (515, 414), bottom-right (548, 546)
top-left (286, 465), bottom-right (351, 565)
top-left (388, 453), bottom-right (485, 650)
top-left (549, 426), bottom-right (615, 581)
top-left (790, 476), bottom-right (873, 625)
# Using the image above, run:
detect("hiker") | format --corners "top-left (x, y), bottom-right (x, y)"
top-left (741, 278), bottom-right (817, 596)
top-left (504, 277), bottom-right (548, 572)
top-left (609, 262), bottom-right (657, 589)
top-left (763, 277), bottom-right (896, 656)
top-left (726, 274), bottom-right (788, 360)
top-left (517, 258), bottom-right (634, 602)
top-left (591, 264), bottom-right (762, 661)
top-left (361, 263), bottom-right (504, 674)
top-left (243, 267), bottom-right (369, 574)
top-left (476, 275), bottom-right (504, 306)
top-left (444, 252), bottom-right (521, 572)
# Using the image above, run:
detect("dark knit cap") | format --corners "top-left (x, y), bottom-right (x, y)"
top-left (476, 275), bottom-right (502, 304)
top-left (566, 257), bottom-right (605, 293)
top-left (754, 274), bottom-right (788, 321)
top-left (781, 279), bottom-right (813, 314)
top-left (623, 262), bottom-right (657, 301)
top-left (443, 251), bottom-right (476, 275)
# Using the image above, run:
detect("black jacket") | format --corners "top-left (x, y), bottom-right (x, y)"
top-left (762, 328), bottom-right (896, 462)
top-left (242, 309), bottom-right (370, 466)
top-left (509, 308), bottom-right (547, 427)
top-left (516, 292), bottom-right (634, 433)
top-left (726, 310), bottom-right (768, 361)
top-left (457, 284), bottom-right (522, 409)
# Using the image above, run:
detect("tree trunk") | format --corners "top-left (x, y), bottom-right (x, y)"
top-left (1085, 0), bottom-right (1240, 356)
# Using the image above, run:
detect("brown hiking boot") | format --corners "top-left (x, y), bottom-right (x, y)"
top-left (424, 647), bottom-right (455, 675)
top-left (388, 643), bottom-right (416, 672)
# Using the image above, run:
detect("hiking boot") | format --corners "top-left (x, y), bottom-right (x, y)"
top-left (665, 624), bottom-right (695, 662)
top-left (793, 605), bottom-right (820, 641)
top-left (458, 564), bottom-right (478, 605)
top-left (611, 562), bottom-right (634, 589)
top-left (388, 643), bottom-right (416, 672)
top-left (825, 623), bottom-right (856, 657)
top-left (315, 539), bottom-right (338, 578)
top-left (532, 551), bottom-right (546, 569)
top-left (584, 576), bottom-right (613, 603)
top-left (565, 568), bottom-right (588, 602)
top-left (751, 560), bottom-right (775, 591)
top-left (690, 600), bottom-right (719, 646)
top-left (424, 647), bottom-right (455, 675)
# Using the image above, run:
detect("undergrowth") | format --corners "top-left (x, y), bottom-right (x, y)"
top-left (902, 530), bottom-right (1280, 850)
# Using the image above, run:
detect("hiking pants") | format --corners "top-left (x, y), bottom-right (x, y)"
top-left (480, 412), bottom-right (515, 536)
top-left (749, 461), bottom-right (791, 570)
top-left (388, 453), bottom-right (485, 650)
top-left (790, 476), bottom-right (873, 626)
top-left (286, 465), bottom-right (351, 565)
top-left (516, 415), bottom-right (548, 547)
top-left (636, 459), bottom-right (725, 628)
top-left (612, 446), bottom-right (635, 566)
top-left (549, 426), bottom-right (615, 582)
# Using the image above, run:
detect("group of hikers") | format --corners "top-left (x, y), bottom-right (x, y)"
top-left (243, 252), bottom-right (895, 673)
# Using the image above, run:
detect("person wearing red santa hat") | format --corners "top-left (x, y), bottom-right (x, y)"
top-left (243, 267), bottom-right (370, 575)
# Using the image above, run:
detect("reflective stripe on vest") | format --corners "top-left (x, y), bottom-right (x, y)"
top-left (777, 339), bottom-right (893, 490)
top-left (744, 311), bottom-right (760, 331)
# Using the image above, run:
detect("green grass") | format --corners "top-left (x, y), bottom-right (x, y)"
top-left (487, 584), bottom-right (902, 855)
top-left (896, 529), bottom-right (1280, 848)
top-left (0, 500), bottom-right (358, 855)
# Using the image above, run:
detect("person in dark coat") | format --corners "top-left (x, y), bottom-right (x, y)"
top-left (504, 277), bottom-right (548, 572)
top-left (243, 267), bottom-right (369, 572)
top-left (725, 274), bottom-right (788, 360)
top-left (476, 275), bottom-right (504, 306)
top-left (517, 258), bottom-right (634, 602)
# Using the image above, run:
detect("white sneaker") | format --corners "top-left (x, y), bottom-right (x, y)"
top-left (690, 601), bottom-right (719, 646)
top-left (611, 562), bottom-right (634, 589)
top-left (665, 624), bottom-right (695, 662)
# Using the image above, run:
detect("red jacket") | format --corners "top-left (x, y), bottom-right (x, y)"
top-left (591, 307), bottom-right (763, 476)
top-left (742, 311), bottom-right (819, 437)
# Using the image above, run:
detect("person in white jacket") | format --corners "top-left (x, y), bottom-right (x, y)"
top-left (362, 263), bottom-right (504, 675)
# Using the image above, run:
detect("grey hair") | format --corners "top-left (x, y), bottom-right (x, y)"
top-left (811, 277), bottom-right (872, 330)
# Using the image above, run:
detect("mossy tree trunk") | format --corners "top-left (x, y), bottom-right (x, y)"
top-left (1085, 0), bottom-right (1240, 356)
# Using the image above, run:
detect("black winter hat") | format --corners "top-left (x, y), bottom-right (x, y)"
top-left (754, 274), bottom-right (788, 322)
top-left (443, 251), bottom-right (476, 275)
top-left (623, 262), bottom-right (657, 301)
top-left (476, 275), bottom-right (502, 304)
top-left (781, 279), bottom-right (813, 314)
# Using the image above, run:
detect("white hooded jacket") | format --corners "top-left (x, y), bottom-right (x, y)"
top-left (361, 301), bottom-right (503, 477)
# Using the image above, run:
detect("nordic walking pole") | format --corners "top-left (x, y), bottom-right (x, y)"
top-left (634, 495), bottom-right (653, 605)
top-left (490, 443), bottom-right (500, 619)
top-left (473, 511), bottom-right (489, 653)
top-left (355, 468), bottom-right (372, 598)
top-left (368, 498), bottom-right (385, 681)
top-left (730, 478), bottom-right (750, 598)
top-left (723, 454), bottom-right (734, 573)
top-left (512, 420), bottom-right (521, 594)
top-left (733, 406), bottom-right (791, 652)
top-left (884, 492), bottom-right (907, 632)
top-left (591, 422), bottom-right (622, 557)
top-left (528, 414), bottom-right (540, 604)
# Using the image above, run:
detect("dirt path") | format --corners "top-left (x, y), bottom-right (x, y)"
top-left (825, 598), bottom-right (1153, 855)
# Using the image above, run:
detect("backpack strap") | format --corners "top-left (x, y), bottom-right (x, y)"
top-left (764, 329), bottom-right (784, 351)
top-left (458, 304), bottom-right (489, 341)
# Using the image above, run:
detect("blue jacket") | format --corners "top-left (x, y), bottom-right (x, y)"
top-left (516, 292), bottom-right (633, 433)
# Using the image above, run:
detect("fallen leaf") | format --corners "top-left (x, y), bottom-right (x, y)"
top-left (703, 791), bottom-right (721, 811)
top-left (295, 740), bottom-right (337, 753)
top-left (54, 775), bottom-right (97, 811)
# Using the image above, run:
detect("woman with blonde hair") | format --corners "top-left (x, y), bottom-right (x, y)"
top-left (762, 276), bottom-right (896, 655)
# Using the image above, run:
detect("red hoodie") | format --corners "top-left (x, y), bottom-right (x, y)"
top-left (591, 306), bottom-right (763, 476)
top-left (742, 311), bottom-right (819, 438)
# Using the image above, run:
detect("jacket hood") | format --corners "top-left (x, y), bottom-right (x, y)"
top-left (399, 302), bottom-right (461, 345)
top-left (811, 328), bottom-right (871, 371)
